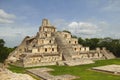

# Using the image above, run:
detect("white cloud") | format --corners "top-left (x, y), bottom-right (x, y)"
top-left (68, 22), bottom-right (78, 27)
top-left (0, 24), bottom-right (38, 47)
top-left (0, 18), bottom-right (14, 24)
top-left (102, 0), bottom-right (120, 12)
top-left (0, 9), bottom-right (16, 24)
top-left (68, 22), bottom-right (100, 35)
top-left (53, 19), bottom-right (120, 38)
top-left (52, 19), bottom-right (69, 31)
top-left (0, 9), bottom-right (16, 19)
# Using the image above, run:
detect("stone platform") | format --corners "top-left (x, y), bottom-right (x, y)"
top-left (27, 68), bottom-right (79, 80)
top-left (92, 64), bottom-right (120, 74)
top-left (63, 59), bottom-right (94, 66)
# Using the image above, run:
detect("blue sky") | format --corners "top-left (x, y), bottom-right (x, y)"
top-left (0, 0), bottom-right (120, 47)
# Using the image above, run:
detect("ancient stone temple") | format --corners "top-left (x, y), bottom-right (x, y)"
top-left (7, 19), bottom-right (115, 67)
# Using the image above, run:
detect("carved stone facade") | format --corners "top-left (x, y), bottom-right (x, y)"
top-left (7, 19), bottom-right (115, 67)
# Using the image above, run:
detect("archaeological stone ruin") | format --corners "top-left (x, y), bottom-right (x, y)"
top-left (27, 68), bottom-right (78, 80)
top-left (92, 65), bottom-right (120, 75)
top-left (7, 19), bottom-right (115, 67)
top-left (0, 64), bottom-right (35, 80)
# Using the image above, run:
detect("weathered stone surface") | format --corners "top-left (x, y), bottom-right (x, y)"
top-left (0, 68), bottom-right (35, 80)
top-left (92, 65), bottom-right (120, 74)
top-left (27, 68), bottom-right (78, 80)
top-left (64, 59), bottom-right (94, 66)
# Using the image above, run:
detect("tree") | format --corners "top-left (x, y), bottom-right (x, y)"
top-left (80, 38), bottom-right (100, 49)
top-left (0, 39), bottom-right (15, 62)
top-left (63, 30), bottom-right (71, 34)
top-left (72, 35), bottom-right (77, 38)
top-left (0, 39), bottom-right (5, 47)
top-left (78, 37), bottom-right (120, 57)
top-left (78, 37), bottom-right (84, 44)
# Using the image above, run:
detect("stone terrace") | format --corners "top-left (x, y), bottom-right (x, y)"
top-left (92, 65), bottom-right (120, 74)
top-left (27, 68), bottom-right (78, 80)
top-left (64, 59), bottom-right (94, 66)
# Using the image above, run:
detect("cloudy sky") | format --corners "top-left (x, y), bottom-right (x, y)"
top-left (0, 0), bottom-right (120, 47)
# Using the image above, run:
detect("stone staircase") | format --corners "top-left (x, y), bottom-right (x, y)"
top-left (101, 50), bottom-right (115, 59)
top-left (53, 32), bottom-right (75, 61)
top-left (8, 36), bottom-right (28, 58)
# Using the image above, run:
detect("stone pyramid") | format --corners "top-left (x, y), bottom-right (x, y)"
top-left (7, 19), bottom-right (115, 67)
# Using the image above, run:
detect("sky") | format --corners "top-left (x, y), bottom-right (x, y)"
top-left (0, 0), bottom-right (120, 47)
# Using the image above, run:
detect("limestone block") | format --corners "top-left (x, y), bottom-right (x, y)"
top-left (82, 54), bottom-right (88, 58)
top-left (89, 54), bottom-right (93, 58)
top-left (99, 53), bottom-right (103, 57)
top-left (85, 47), bottom-right (89, 51)
top-left (96, 47), bottom-right (100, 51)
top-left (71, 38), bottom-right (78, 44)
top-left (0, 69), bottom-right (35, 80)
top-left (32, 48), bottom-right (38, 53)
top-left (80, 47), bottom-right (85, 52)
top-left (102, 47), bottom-right (106, 50)
top-left (94, 53), bottom-right (99, 58)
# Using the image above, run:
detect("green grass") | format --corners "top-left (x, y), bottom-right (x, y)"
top-left (8, 64), bottom-right (26, 73)
top-left (8, 64), bottom-right (40, 80)
top-left (8, 58), bottom-right (120, 80)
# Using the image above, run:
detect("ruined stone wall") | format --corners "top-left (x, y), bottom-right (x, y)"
top-left (61, 32), bottom-right (71, 39)
top-left (38, 32), bottom-right (52, 38)
top-left (32, 44), bottom-right (58, 53)
top-left (23, 54), bottom-right (62, 67)
top-left (37, 37), bottom-right (55, 45)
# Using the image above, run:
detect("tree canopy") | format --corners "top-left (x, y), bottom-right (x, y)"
top-left (78, 37), bottom-right (120, 57)
top-left (63, 30), bottom-right (71, 34)
top-left (0, 39), bottom-right (15, 62)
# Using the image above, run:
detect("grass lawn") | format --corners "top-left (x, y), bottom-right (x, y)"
top-left (8, 58), bottom-right (120, 80)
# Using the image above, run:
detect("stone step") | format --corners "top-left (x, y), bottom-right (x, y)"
top-left (53, 32), bottom-right (75, 60)
top-left (64, 59), bottom-right (94, 66)
top-left (101, 50), bottom-right (115, 59)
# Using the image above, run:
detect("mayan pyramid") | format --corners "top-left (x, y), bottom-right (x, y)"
top-left (7, 19), bottom-right (115, 67)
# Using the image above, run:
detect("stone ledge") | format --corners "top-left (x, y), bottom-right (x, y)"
top-left (27, 68), bottom-right (79, 80)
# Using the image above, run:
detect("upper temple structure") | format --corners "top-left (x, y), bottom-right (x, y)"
top-left (7, 19), bottom-right (115, 67)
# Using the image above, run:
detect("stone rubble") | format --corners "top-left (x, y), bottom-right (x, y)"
top-left (0, 68), bottom-right (36, 80)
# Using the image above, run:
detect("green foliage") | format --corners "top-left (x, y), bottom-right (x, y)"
top-left (0, 39), bottom-right (5, 47)
top-left (8, 65), bottom-right (40, 80)
top-left (98, 39), bottom-right (120, 57)
top-left (78, 37), bottom-right (120, 57)
top-left (72, 35), bottom-right (77, 38)
top-left (48, 59), bottom-right (120, 80)
top-left (78, 37), bottom-right (84, 44)
top-left (84, 38), bottom-right (100, 49)
top-left (78, 38), bottom-right (100, 49)
top-left (0, 39), bottom-right (15, 63)
top-left (8, 64), bottom-right (25, 73)
top-left (63, 30), bottom-right (71, 34)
